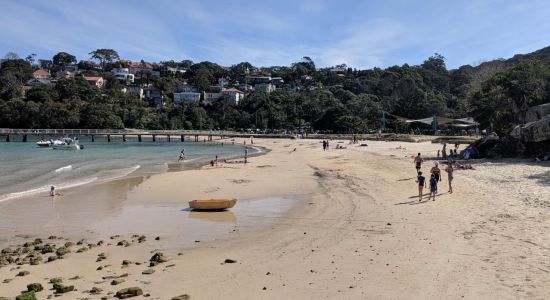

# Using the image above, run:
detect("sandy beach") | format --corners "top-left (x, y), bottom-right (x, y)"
top-left (1, 138), bottom-right (549, 299)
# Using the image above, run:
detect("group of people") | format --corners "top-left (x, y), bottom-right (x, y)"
top-left (414, 153), bottom-right (455, 202)
top-left (322, 140), bottom-right (330, 151)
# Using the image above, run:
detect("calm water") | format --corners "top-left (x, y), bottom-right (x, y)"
top-left (0, 136), bottom-right (253, 202)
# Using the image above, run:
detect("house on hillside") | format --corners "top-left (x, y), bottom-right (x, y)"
top-left (145, 87), bottom-right (165, 107)
top-left (121, 60), bottom-right (154, 78)
top-left (83, 76), bottom-right (105, 88)
top-left (203, 86), bottom-right (223, 104)
top-left (112, 68), bottom-right (135, 84)
top-left (223, 87), bottom-right (245, 105)
top-left (33, 69), bottom-right (51, 80)
top-left (54, 70), bottom-right (75, 79)
top-left (26, 78), bottom-right (52, 87)
top-left (173, 84), bottom-right (201, 104)
top-left (122, 85), bottom-right (144, 99)
top-left (238, 83), bottom-right (254, 91)
top-left (271, 77), bottom-right (284, 86)
top-left (255, 83), bottom-right (276, 93)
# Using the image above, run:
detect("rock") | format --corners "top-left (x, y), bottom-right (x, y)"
top-left (49, 278), bottom-right (62, 284)
top-left (15, 292), bottom-right (36, 300)
top-left (117, 240), bottom-right (130, 247)
top-left (55, 247), bottom-right (69, 257)
top-left (3, 278), bottom-right (13, 283)
top-left (76, 247), bottom-right (88, 253)
top-left (224, 259), bottom-right (237, 264)
top-left (111, 278), bottom-right (126, 285)
top-left (511, 116), bottom-right (550, 143)
top-left (27, 283), bottom-right (43, 292)
top-left (53, 283), bottom-right (74, 294)
top-left (69, 276), bottom-right (80, 280)
top-left (63, 242), bottom-right (74, 248)
top-left (47, 256), bottom-right (57, 262)
top-left (155, 236), bottom-right (160, 241)
top-left (142, 268), bottom-right (155, 275)
top-left (16, 270), bottom-right (30, 276)
top-left (115, 287), bottom-right (143, 299)
top-left (41, 244), bottom-right (55, 254)
top-left (97, 266), bottom-right (103, 271)
top-left (48, 235), bottom-right (57, 240)
top-left (171, 295), bottom-right (191, 300)
top-left (122, 260), bottom-right (131, 266)
top-left (149, 252), bottom-right (168, 266)
top-left (89, 286), bottom-right (103, 294)
top-left (137, 235), bottom-right (146, 243)
top-left (524, 103), bottom-right (550, 123)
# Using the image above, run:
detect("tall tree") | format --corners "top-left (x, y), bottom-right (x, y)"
top-left (89, 49), bottom-right (120, 67)
top-left (52, 52), bottom-right (77, 67)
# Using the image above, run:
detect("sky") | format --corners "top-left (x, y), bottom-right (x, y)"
top-left (1, 0), bottom-right (550, 70)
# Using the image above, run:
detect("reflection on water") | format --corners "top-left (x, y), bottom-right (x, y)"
top-left (188, 210), bottom-right (237, 224)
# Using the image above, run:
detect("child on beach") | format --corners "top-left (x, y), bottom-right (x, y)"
top-left (416, 172), bottom-right (426, 202)
top-left (50, 186), bottom-right (61, 197)
top-left (428, 174), bottom-right (437, 201)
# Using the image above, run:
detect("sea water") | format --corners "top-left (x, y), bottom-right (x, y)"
top-left (0, 136), bottom-right (254, 202)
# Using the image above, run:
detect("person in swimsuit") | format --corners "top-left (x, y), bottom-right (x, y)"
top-left (430, 162), bottom-right (442, 192)
top-left (445, 164), bottom-right (454, 193)
top-left (416, 171), bottom-right (426, 201)
top-left (428, 174), bottom-right (438, 201)
top-left (414, 153), bottom-right (423, 174)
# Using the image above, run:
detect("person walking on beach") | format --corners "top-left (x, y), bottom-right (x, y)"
top-left (445, 164), bottom-right (454, 194)
top-left (322, 140), bottom-right (327, 151)
top-left (430, 162), bottom-right (442, 192)
top-left (442, 142), bottom-right (447, 158)
top-left (178, 153), bottom-right (185, 162)
top-left (244, 147), bottom-right (248, 164)
top-left (414, 153), bottom-right (423, 174)
top-left (416, 171), bottom-right (426, 201)
top-left (428, 174), bottom-right (438, 201)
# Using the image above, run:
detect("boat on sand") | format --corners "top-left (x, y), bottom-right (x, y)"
top-left (189, 199), bottom-right (237, 210)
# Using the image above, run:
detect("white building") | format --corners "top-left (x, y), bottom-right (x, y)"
top-left (83, 76), bottom-right (105, 88)
top-left (112, 68), bottom-right (135, 84)
top-left (173, 92), bottom-right (201, 103)
top-left (255, 83), bottom-right (276, 93)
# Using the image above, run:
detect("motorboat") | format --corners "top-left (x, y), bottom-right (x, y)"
top-left (36, 140), bottom-right (52, 147)
top-left (188, 199), bottom-right (237, 210)
top-left (52, 137), bottom-right (81, 150)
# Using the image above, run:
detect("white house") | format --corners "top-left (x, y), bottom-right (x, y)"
top-left (112, 68), bottom-right (135, 84)
top-left (122, 85), bottom-right (144, 99)
top-left (255, 83), bottom-right (276, 93)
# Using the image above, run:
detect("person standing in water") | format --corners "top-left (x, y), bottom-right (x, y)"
top-left (445, 164), bottom-right (454, 193)
top-left (416, 172), bottom-right (426, 202)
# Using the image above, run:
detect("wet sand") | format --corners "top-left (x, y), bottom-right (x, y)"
top-left (1, 138), bottom-right (549, 299)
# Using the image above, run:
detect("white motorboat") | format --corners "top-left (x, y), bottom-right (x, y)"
top-left (52, 137), bottom-right (82, 150)
top-left (36, 140), bottom-right (51, 147)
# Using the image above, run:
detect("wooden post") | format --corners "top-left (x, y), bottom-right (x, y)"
top-left (152, 135), bottom-right (156, 142)
top-left (107, 135), bottom-right (111, 142)
top-left (138, 135), bottom-right (142, 142)
top-left (22, 134), bottom-right (27, 142)
top-left (91, 135), bottom-right (95, 142)
top-left (123, 135), bottom-right (127, 142)
top-left (180, 135), bottom-right (184, 142)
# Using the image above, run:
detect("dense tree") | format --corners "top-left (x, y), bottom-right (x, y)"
top-left (52, 52), bottom-right (77, 67)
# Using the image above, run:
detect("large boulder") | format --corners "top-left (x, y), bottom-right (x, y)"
top-left (510, 115), bottom-right (550, 143)
top-left (524, 103), bottom-right (550, 123)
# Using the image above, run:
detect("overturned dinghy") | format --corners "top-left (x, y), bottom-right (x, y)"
top-left (189, 199), bottom-right (237, 210)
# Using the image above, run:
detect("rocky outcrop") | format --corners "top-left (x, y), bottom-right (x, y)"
top-left (524, 103), bottom-right (550, 123)
top-left (511, 115), bottom-right (550, 143)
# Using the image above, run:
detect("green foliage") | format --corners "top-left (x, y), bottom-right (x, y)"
top-left (52, 52), bottom-right (77, 67)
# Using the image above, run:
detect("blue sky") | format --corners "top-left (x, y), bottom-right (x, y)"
top-left (1, 0), bottom-right (550, 69)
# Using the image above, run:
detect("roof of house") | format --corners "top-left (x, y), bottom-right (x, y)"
top-left (33, 69), bottom-right (50, 76)
top-left (83, 76), bottom-right (103, 81)
top-left (224, 87), bottom-right (244, 94)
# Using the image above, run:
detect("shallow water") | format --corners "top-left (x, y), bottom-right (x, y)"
top-left (0, 137), bottom-right (252, 202)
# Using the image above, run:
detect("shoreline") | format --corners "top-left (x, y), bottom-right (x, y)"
top-left (1, 138), bottom-right (549, 299)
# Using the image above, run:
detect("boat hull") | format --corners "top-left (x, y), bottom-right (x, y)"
top-left (189, 199), bottom-right (237, 210)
